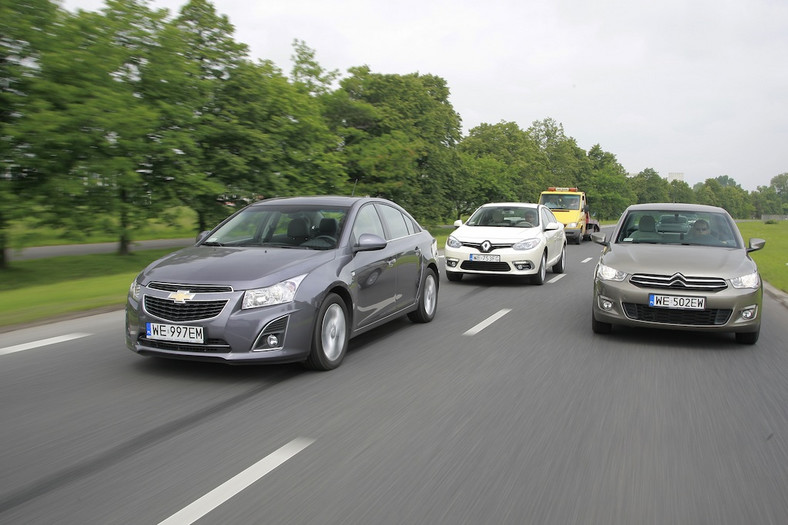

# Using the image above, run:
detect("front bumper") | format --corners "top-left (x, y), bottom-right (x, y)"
top-left (592, 279), bottom-right (762, 333)
top-left (125, 289), bottom-right (317, 364)
top-left (444, 246), bottom-right (542, 276)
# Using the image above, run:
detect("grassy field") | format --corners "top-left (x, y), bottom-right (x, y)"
top-left (0, 221), bottom-right (785, 329)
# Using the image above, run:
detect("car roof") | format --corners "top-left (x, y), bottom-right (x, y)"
top-left (479, 202), bottom-right (540, 208)
top-left (623, 203), bottom-right (729, 214)
top-left (249, 195), bottom-right (374, 208)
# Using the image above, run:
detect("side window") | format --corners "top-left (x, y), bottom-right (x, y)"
top-left (351, 204), bottom-right (386, 243)
top-left (541, 208), bottom-right (554, 227)
top-left (376, 204), bottom-right (410, 240)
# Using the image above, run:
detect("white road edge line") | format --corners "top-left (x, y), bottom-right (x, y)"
top-left (158, 437), bottom-right (315, 525)
top-left (581, 257), bottom-right (593, 263)
top-left (463, 309), bottom-right (512, 336)
top-left (0, 333), bottom-right (91, 356)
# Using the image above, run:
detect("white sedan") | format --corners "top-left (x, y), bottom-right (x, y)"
top-left (444, 202), bottom-right (567, 284)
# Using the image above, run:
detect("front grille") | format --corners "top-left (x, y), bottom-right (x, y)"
top-left (138, 335), bottom-right (231, 353)
top-left (629, 273), bottom-right (727, 292)
top-left (144, 296), bottom-right (228, 322)
top-left (149, 282), bottom-right (234, 293)
top-left (461, 242), bottom-right (512, 251)
top-left (460, 261), bottom-right (511, 272)
top-left (623, 303), bottom-right (732, 326)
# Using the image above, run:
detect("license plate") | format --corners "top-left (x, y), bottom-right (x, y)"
top-left (146, 323), bottom-right (204, 343)
top-left (648, 294), bottom-right (706, 310)
top-left (470, 254), bottom-right (500, 262)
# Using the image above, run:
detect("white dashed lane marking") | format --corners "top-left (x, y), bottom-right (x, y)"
top-left (158, 438), bottom-right (315, 525)
top-left (0, 333), bottom-right (91, 356)
top-left (463, 309), bottom-right (512, 336)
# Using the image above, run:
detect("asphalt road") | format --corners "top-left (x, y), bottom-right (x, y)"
top-left (1, 240), bottom-right (788, 524)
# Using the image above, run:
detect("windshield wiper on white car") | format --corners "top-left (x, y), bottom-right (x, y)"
top-left (201, 241), bottom-right (224, 246)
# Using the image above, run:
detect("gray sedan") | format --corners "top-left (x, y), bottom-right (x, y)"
top-left (125, 196), bottom-right (439, 370)
top-left (591, 203), bottom-right (764, 344)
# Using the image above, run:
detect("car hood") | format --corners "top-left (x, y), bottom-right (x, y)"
top-left (139, 246), bottom-right (337, 290)
top-left (453, 225), bottom-right (540, 242)
top-left (602, 244), bottom-right (757, 278)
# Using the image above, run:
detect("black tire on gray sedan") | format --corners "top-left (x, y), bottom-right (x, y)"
top-left (408, 268), bottom-right (438, 323)
top-left (591, 312), bottom-right (612, 334)
top-left (735, 330), bottom-right (759, 344)
top-left (305, 293), bottom-right (349, 370)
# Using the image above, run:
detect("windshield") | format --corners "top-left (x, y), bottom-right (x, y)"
top-left (203, 204), bottom-right (349, 250)
top-left (616, 210), bottom-right (742, 248)
top-left (466, 206), bottom-right (540, 227)
top-left (540, 194), bottom-right (580, 210)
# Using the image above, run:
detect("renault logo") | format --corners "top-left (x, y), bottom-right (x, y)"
top-left (481, 241), bottom-right (492, 253)
top-left (168, 290), bottom-right (196, 303)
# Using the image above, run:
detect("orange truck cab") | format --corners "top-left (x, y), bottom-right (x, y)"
top-left (538, 187), bottom-right (599, 244)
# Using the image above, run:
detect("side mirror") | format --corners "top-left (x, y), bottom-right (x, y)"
top-left (544, 221), bottom-right (561, 231)
top-left (354, 233), bottom-right (387, 253)
top-left (747, 238), bottom-right (765, 253)
top-left (591, 232), bottom-right (609, 246)
top-left (453, 219), bottom-right (463, 227)
top-left (196, 231), bottom-right (210, 243)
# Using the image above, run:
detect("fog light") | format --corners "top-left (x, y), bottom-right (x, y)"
top-left (266, 335), bottom-right (279, 347)
top-left (513, 261), bottom-right (532, 271)
top-left (740, 305), bottom-right (757, 320)
top-left (446, 259), bottom-right (458, 268)
top-left (598, 297), bottom-right (614, 311)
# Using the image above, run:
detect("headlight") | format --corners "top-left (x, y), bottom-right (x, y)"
top-left (129, 278), bottom-right (141, 300)
top-left (567, 222), bottom-right (578, 228)
top-left (731, 271), bottom-right (760, 289)
top-left (513, 238), bottom-right (541, 251)
top-left (242, 274), bottom-right (306, 309)
top-left (596, 263), bottom-right (627, 282)
top-left (446, 236), bottom-right (462, 249)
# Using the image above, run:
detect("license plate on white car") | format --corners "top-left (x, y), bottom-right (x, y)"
top-left (648, 294), bottom-right (705, 310)
top-left (146, 323), bottom-right (204, 343)
top-left (470, 254), bottom-right (500, 262)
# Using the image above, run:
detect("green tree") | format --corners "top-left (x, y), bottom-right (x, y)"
top-left (0, 0), bottom-right (58, 267)
top-left (289, 39), bottom-right (340, 97)
top-left (629, 168), bottom-right (670, 203)
top-left (668, 179), bottom-right (695, 204)
top-left (324, 67), bottom-right (461, 213)
top-left (7, 0), bottom-right (171, 255)
top-left (169, 0), bottom-right (251, 231)
top-left (585, 145), bottom-right (633, 219)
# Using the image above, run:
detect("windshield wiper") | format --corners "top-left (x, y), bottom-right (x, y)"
top-left (201, 241), bottom-right (224, 246)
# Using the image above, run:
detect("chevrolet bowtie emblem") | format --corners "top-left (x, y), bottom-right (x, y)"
top-left (168, 290), bottom-right (196, 303)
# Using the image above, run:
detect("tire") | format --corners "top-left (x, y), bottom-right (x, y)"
top-left (446, 270), bottom-right (463, 282)
top-left (305, 293), bottom-right (349, 370)
top-left (530, 252), bottom-right (546, 285)
top-left (409, 268), bottom-right (438, 323)
top-left (735, 329), bottom-right (759, 345)
top-left (551, 244), bottom-right (566, 274)
top-left (592, 312), bottom-right (612, 334)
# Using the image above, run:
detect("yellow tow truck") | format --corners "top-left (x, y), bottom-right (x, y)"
top-left (538, 187), bottom-right (599, 244)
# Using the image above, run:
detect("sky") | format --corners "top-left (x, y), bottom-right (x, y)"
top-left (61, 0), bottom-right (788, 191)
